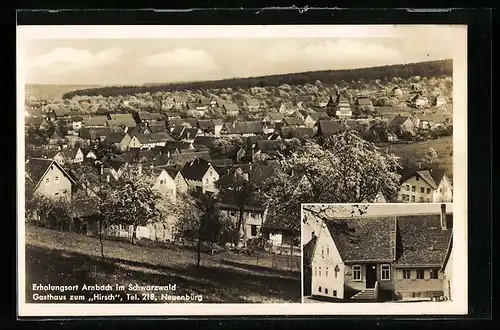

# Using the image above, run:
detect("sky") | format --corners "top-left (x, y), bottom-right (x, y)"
top-left (19, 25), bottom-right (465, 86)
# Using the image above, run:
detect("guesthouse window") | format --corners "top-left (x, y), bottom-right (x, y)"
top-left (333, 290), bottom-right (337, 297)
top-left (55, 176), bottom-right (59, 183)
top-left (416, 176), bottom-right (419, 181)
top-left (420, 187), bottom-right (425, 193)
top-left (318, 287), bottom-right (322, 293)
top-left (411, 196), bottom-right (416, 202)
top-left (45, 178), bottom-right (50, 184)
top-left (412, 186), bottom-right (416, 192)
top-left (325, 288), bottom-right (328, 294)
top-left (322, 247), bottom-right (324, 257)
top-left (353, 265), bottom-right (361, 281)
top-left (430, 269), bottom-right (439, 279)
top-left (327, 247), bottom-right (330, 255)
top-left (326, 267), bottom-right (328, 277)
top-left (417, 269), bottom-right (425, 279)
top-left (420, 197), bottom-right (424, 202)
top-left (403, 269), bottom-right (411, 279)
top-left (318, 267), bottom-right (321, 276)
top-left (426, 188), bottom-right (431, 194)
top-left (405, 185), bottom-right (410, 191)
top-left (381, 264), bottom-right (390, 280)
top-left (314, 267), bottom-right (317, 276)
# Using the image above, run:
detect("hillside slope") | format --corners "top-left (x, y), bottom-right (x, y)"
top-left (62, 59), bottom-right (452, 99)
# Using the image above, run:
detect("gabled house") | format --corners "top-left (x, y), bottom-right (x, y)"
top-left (25, 116), bottom-right (47, 128)
top-left (222, 102), bottom-right (240, 117)
top-left (168, 151), bottom-right (212, 167)
top-left (283, 117), bottom-right (306, 128)
top-left (432, 95), bottom-right (447, 108)
top-left (142, 122), bottom-right (168, 134)
top-left (62, 147), bottom-right (85, 164)
top-left (316, 120), bottom-right (349, 138)
top-left (25, 158), bottom-right (75, 199)
top-left (316, 96), bottom-right (330, 108)
top-left (128, 132), bottom-right (175, 150)
top-left (278, 102), bottom-right (297, 116)
top-left (133, 112), bottom-right (165, 125)
top-left (327, 93), bottom-right (353, 119)
top-left (186, 102), bottom-right (207, 117)
top-left (389, 115), bottom-right (416, 134)
top-left (142, 167), bottom-right (177, 202)
top-left (415, 114), bottom-right (447, 130)
top-left (218, 202), bottom-right (268, 245)
top-left (50, 107), bottom-right (72, 120)
top-left (165, 167), bottom-right (189, 194)
top-left (245, 98), bottom-right (261, 112)
top-left (107, 113), bottom-right (137, 131)
top-left (305, 111), bottom-right (330, 128)
top-left (161, 97), bottom-right (176, 110)
top-left (310, 205), bottom-right (453, 301)
top-left (197, 119), bottom-right (214, 134)
top-left (252, 140), bottom-right (285, 160)
top-left (398, 168), bottom-right (453, 203)
top-left (181, 158), bottom-right (219, 194)
top-left (409, 94), bottom-right (430, 109)
top-left (165, 112), bottom-right (181, 122)
top-left (79, 127), bottom-right (112, 143)
top-left (103, 130), bottom-right (131, 152)
top-left (173, 97), bottom-right (187, 108)
top-left (211, 119), bottom-right (223, 136)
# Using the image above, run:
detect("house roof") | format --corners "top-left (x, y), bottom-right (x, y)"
top-left (326, 216), bottom-right (397, 262)
top-left (245, 98), bottom-right (260, 106)
top-left (418, 113), bottom-right (447, 123)
top-left (52, 107), bottom-right (71, 117)
top-left (198, 98), bottom-right (211, 105)
top-left (83, 116), bottom-right (108, 127)
top-left (186, 102), bottom-right (201, 110)
top-left (317, 120), bottom-right (349, 137)
top-left (217, 202), bottom-right (266, 213)
top-left (180, 128), bottom-right (199, 140)
top-left (108, 113), bottom-right (137, 127)
top-left (165, 140), bottom-right (192, 150)
top-left (268, 113), bottom-right (284, 121)
top-left (197, 119), bottom-right (213, 130)
top-left (104, 130), bottom-right (127, 144)
top-left (137, 112), bottom-right (165, 121)
top-left (249, 163), bottom-right (281, 188)
top-left (62, 148), bottom-right (81, 159)
top-left (223, 102), bottom-right (240, 112)
top-left (26, 107), bottom-right (44, 117)
top-left (181, 158), bottom-right (212, 181)
top-left (133, 132), bottom-right (175, 144)
top-left (283, 117), bottom-right (305, 126)
top-left (308, 111), bottom-right (330, 120)
top-left (193, 135), bottom-right (217, 148)
top-left (164, 112), bottom-right (181, 118)
top-left (147, 122), bottom-right (167, 133)
top-left (79, 127), bottom-right (113, 140)
top-left (255, 140), bottom-right (285, 154)
top-left (227, 121), bottom-right (263, 134)
top-left (389, 115), bottom-right (412, 127)
top-left (399, 167), bottom-right (447, 189)
top-left (169, 151), bottom-right (211, 166)
top-left (25, 158), bottom-right (76, 189)
top-left (395, 214), bottom-right (453, 266)
top-left (212, 119), bottom-right (223, 126)
top-left (173, 96), bottom-right (187, 103)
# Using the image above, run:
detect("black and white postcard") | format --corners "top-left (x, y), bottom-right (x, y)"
top-left (17, 24), bottom-right (467, 316)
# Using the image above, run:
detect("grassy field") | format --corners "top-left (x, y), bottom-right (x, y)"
top-left (385, 136), bottom-right (453, 179)
top-left (25, 226), bottom-right (301, 304)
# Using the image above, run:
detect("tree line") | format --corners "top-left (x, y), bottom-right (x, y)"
top-left (62, 60), bottom-right (453, 99)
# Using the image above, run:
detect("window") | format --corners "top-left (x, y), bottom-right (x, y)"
top-left (420, 187), bottom-right (425, 193)
top-left (45, 178), bottom-right (50, 184)
top-left (426, 188), bottom-right (431, 194)
top-left (333, 290), bottom-right (337, 297)
top-left (430, 269), bottom-right (439, 279)
top-left (353, 265), bottom-right (361, 281)
top-left (250, 225), bottom-right (257, 236)
top-left (321, 247), bottom-right (324, 257)
top-left (405, 185), bottom-right (410, 191)
top-left (318, 287), bottom-right (322, 293)
top-left (420, 197), bottom-right (424, 202)
top-left (411, 196), bottom-right (416, 202)
top-left (55, 192), bottom-right (59, 196)
top-left (416, 176), bottom-right (419, 181)
top-left (412, 186), bottom-right (416, 192)
top-left (205, 178), bottom-right (209, 184)
top-left (325, 288), bottom-right (328, 294)
top-left (403, 269), bottom-right (411, 279)
top-left (381, 264), bottom-right (390, 280)
top-left (327, 247), bottom-right (330, 255)
top-left (326, 267), bottom-right (328, 277)
top-left (319, 267), bottom-right (321, 276)
top-left (314, 267), bottom-right (317, 276)
top-left (417, 269), bottom-right (425, 279)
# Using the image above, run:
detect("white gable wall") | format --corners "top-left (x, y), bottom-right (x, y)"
top-left (311, 223), bottom-right (345, 299)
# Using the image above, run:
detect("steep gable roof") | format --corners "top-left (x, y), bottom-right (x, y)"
top-left (83, 116), bottom-right (108, 127)
top-left (108, 113), bottom-right (137, 127)
top-left (395, 214), bottom-right (452, 266)
top-left (181, 158), bottom-right (212, 181)
top-left (222, 102), bottom-right (240, 112)
top-left (283, 117), bottom-right (305, 127)
top-left (389, 115), bottom-right (413, 127)
top-left (308, 111), bottom-right (330, 121)
top-left (197, 119), bottom-right (213, 130)
top-left (326, 216), bottom-right (397, 262)
top-left (147, 122), bottom-right (167, 133)
top-left (25, 158), bottom-right (76, 190)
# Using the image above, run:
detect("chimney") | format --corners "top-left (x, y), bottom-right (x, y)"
top-left (440, 204), bottom-right (447, 230)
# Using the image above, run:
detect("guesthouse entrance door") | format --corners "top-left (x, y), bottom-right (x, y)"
top-left (365, 264), bottom-right (377, 288)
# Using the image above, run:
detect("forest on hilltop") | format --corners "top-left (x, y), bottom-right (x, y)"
top-left (62, 59), bottom-right (452, 99)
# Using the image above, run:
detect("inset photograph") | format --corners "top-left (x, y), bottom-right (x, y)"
top-left (302, 203), bottom-right (453, 303)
